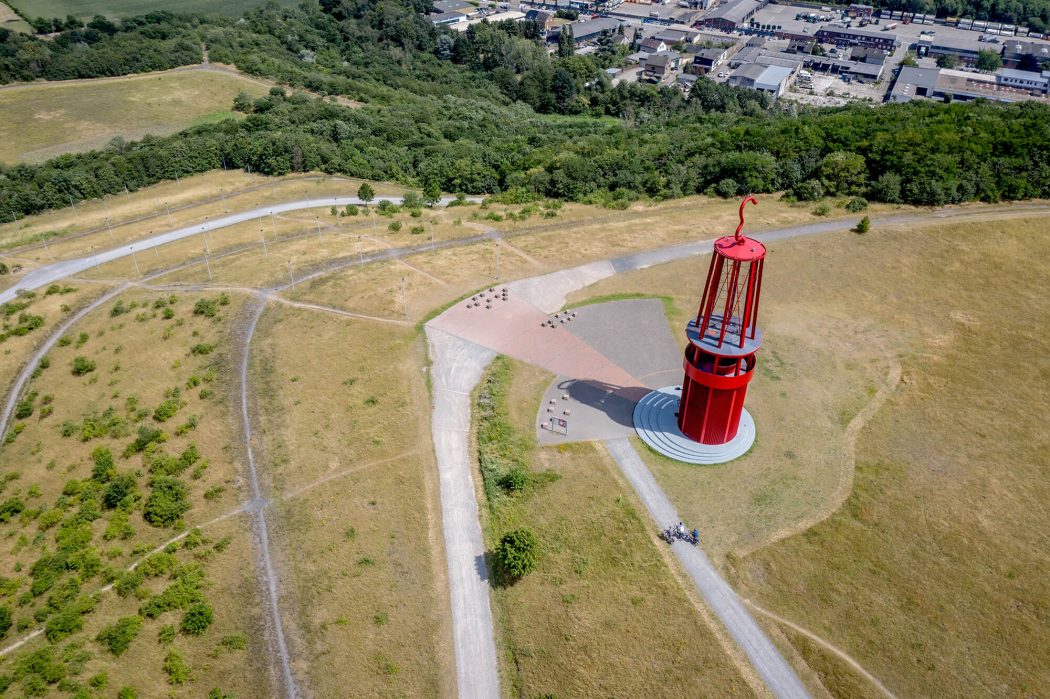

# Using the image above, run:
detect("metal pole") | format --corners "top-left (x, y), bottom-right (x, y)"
top-left (124, 184), bottom-right (130, 198)
top-left (68, 194), bottom-right (77, 214)
top-left (401, 276), bottom-right (407, 319)
top-left (166, 202), bottom-right (173, 227)
top-left (106, 218), bottom-right (114, 241)
top-left (316, 216), bottom-right (321, 240)
top-left (204, 250), bottom-right (213, 281)
top-left (271, 212), bottom-right (276, 240)
top-left (130, 247), bottom-right (140, 277)
top-left (288, 261), bottom-right (295, 291)
top-left (42, 235), bottom-right (53, 260)
top-left (430, 222), bottom-right (435, 250)
top-left (203, 226), bottom-right (211, 255)
top-left (495, 244), bottom-right (500, 280)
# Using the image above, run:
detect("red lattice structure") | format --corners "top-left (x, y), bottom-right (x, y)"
top-left (677, 196), bottom-right (766, 445)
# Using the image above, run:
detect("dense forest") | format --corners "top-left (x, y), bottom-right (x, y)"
top-left (0, 0), bottom-right (1048, 221)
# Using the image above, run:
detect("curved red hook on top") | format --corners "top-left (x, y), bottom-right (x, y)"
top-left (734, 195), bottom-right (758, 243)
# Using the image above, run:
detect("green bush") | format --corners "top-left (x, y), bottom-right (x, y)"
top-left (220, 634), bottom-right (247, 650)
top-left (0, 606), bottom-right (11, 638)
top-left (71, 357), bottom-right (96, 376)
top-left (193, 298), bottom-right (219, 318)
top-left (163, 650), bottom-right (191, 685)
top-left (855, 215), bottom-right (871, 234)
top-left (388, 221), bottom-right (402, 232)
top-left (124, 426), bottom-right (166, 456)
top-left (190, 343), bottom-right (215, 356)
top-left (157, 625), bottom-right (176, 644)
top-left (181, 602), bottom-right (213, 635)
top-left (44, 606), bottom-right (84, 642)
top-left (102, 474), bottom-right (137, 510)
top-left (497, 468), bottom-right (529, 493)
top-left (96, 616), bottom-right (143, 656)
top-left (410, 225), bottom-right (425, 235)
top-left (812, 202), bottom-right (831, 216)
top-left (845, 197), bottom-right (869, 212)
top-left (103, 510), bottom-right (135, 540)
top-left (0, 497), bottom-right (24, 523)
top-left (143, 477), bottom-right (190, 527)
top-left (114, 570), bottom-right (143, 598)
top-left (88, 671), bottom-right (108, 689)
top-left (90, 448), bottom-right (115, 482)
top-left (117, 687), bottom-right (137, 699)
top-left (153, 397), bottom-right (184, 422)
top-left (492, 529), bottom-right (539, 583)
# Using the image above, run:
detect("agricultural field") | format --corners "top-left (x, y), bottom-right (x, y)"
top-left (0, 69), bottom-right (269, 165)
top-left (568, 215), bottom-right (1050, 697)
top-left (0, 287), bottom-right (271, 696)
top-left (0, 2), bottom-right (30, 33)
top-left (8, 0), bottom-right (298, 19)
top-left (474, 357), bottom-right (755, 696)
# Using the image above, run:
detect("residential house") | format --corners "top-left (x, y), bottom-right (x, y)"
top-left (688, 47), bottom-right (731, 74)
top-left (524, 9), bottom-right (555, 32)
top-left (642, 51), bottom-right (683, 82)
top-left (639, 37), bottom-right (669, 54)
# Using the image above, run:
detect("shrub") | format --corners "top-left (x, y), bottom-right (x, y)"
top-left (44, 606), bottom-right (83, 642)
top-left (14, 395), bottom-right (34, 419)
top-left (812, 202), bottom-right (831, 216)
top-left (137, 552), bottom-right (176, 578)
top-left (388, 221), bottom-right (402, 232)
top-left (189, 343), bottom-right (215, 356)
top-left (96, 616), bottom-right (143, 656)
top-left (163, 650), bottom-right (191, 685)
top-left (410, 225), bottom-right (425, 235)
top-left (855, 215), bottom-right (871, 234)
top-left (88, 671), bottom-right (108, 689)
top-left (492, 529), bottom-right (539, 583)
top-left (181, 603), bottom-right (213, 636)
top-left (143, 477), bottom-right (190, 527)
top-left (124, 426), bottom-right (166, 456)
top-left (71, 357), bottom-right (96, 376)
top-left (104, 510), bottom-right (135, 540)
top-left (0, 606), bottom-right (11, 638)
top-left (74, 332), bottom-right (89, 348)
top-left (0, 498), bottom-right (24, 523)
top-left (344, 204), bottom-right (359, 216)
top-left (157, 625), bottom-right (176, 644)
top-left (498, 468), bottom-right (529, 493)
top-left (845, 197), bottom-right (868, 212)
top-left (193, 298), bottom-right (219, 318)
top-left (91, 448), bottom-right (115, 482)
top-left (102, 474), bottom-right (137, 510)
top-left (110, 301), bottom-right (129, 317)
top-left (153, 397), bottom-right (184, 422)
top-left (114, 570), bottom-right (143, 598)
top-left (117, 687), bottom-right (137, 699)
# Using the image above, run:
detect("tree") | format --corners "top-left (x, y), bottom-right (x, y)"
top-left (936, 54), bottom-right (959, 69)
top-left (869, 172), bottom-right (902, 204)
top-left (854, 215), bottom-right (871, 234)
top-left (818, 151), bottom-right (867, 196)
top-left (181, 603), bottom-right (214, 635)
top-left (423, 180), bottom-right (441, 207)
top-left (492, 529), bottom-right (538, 583)
top-left (357, 182), bottom-right (375, 204)
top-left (901, 51), bottom-right (918, 67)
top-left (96, 616), bottom-right (143, 656)
top-left (557, 25), bottom-right (574, 58)
top-left (976, 49), bottom-right (1003, 72)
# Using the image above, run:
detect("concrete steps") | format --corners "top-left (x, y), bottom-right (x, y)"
top-left (632, 386), bottom-right (755, 465)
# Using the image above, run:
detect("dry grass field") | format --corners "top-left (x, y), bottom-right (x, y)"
top-left (0, 70), bottom-right (269, 165)
top-left (479, 358), bottom-right (754, 697)
top-left (12, 0), bottom-right (298, 19)
top-left (248, 303), bottom-right (452, 697)
top-left (570, 216), bottom-right (1050, 697)
top-left (0, 287), bottom-right (272, 696)
top-left (0, 2), bottom-right (30, 34)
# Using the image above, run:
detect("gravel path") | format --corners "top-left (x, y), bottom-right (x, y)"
top-left (604, 438), bottom-right (810, 699)
top-left (425, 327), bottom-right (500, 699)
top-left (0, 195), bottom-right (477, 304)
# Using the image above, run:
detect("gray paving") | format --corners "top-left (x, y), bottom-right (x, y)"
top-left (604, 438), bottom-right (809, 699)
top-left (425, 327), bottom-right (501, 699)
top-left (564, 298), bottom-right (681, 388)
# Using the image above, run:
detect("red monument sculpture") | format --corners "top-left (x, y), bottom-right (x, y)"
top-left (677, 196), bottom-right (765, 445)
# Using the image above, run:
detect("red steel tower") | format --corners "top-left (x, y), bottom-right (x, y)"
top-left (677, 196), bottom-right (765, 445)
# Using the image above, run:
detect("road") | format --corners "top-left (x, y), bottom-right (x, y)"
top-left (0, 195), bottom-right (474, 304)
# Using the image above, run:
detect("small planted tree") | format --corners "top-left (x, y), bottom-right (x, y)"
top-left (492, 529), bottom-right (538, 584)
top-left (357, 182), bottom-right (375, 204)
top-left (71, 356), bottom-right (96, 376)
top-left (855, 215), bottom-right (871, 234)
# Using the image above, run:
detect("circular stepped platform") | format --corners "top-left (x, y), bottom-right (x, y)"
top-left (632, 386), bottom-right (754, 465)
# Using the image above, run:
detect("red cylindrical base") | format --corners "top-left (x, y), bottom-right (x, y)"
top-left (677, 346), bottom-right (755, 445)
